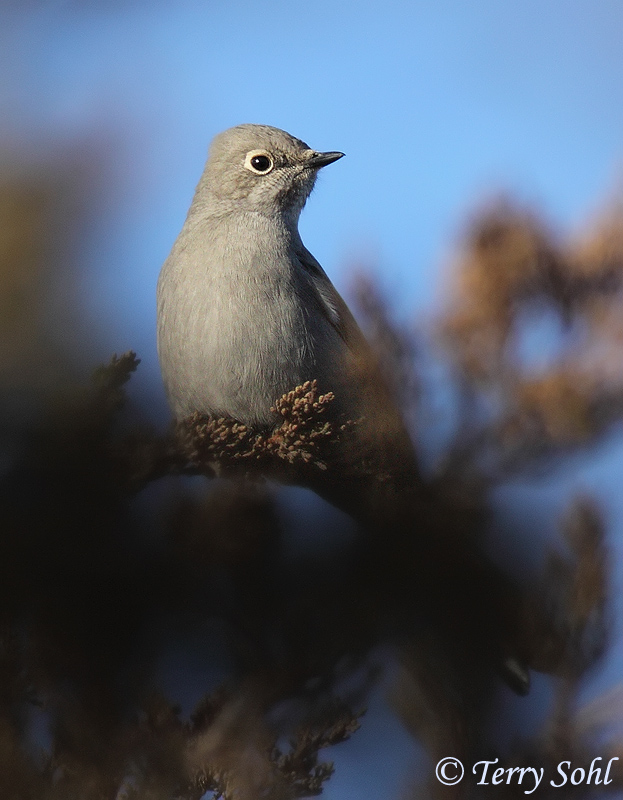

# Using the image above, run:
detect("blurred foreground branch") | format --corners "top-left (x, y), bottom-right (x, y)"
top-left (1, 166), bottom-right (622, 798)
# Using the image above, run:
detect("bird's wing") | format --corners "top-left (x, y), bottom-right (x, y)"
top-left (296, 243), bottom-right (422, 491)
top-left (295, 245), bottom-right (371, 358)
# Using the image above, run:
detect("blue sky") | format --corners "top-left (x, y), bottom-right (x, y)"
top-left (3, 0), bottom-right (622, 386)
top-left (2, 1), bottom-right (623, 796)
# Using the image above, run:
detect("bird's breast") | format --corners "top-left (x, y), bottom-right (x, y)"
top-left (157, 221), bottom-right (338, 425)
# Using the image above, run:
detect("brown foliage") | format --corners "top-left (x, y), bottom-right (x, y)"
top-left (178, 381), bottom-right (357, 477)
top-left (0, 164), bottom-right (622, 798)
top-left (440, 199), bottom-right (623, 480)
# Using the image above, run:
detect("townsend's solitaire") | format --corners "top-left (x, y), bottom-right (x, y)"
top-left (156, 124), bottom-right (530, 695)
top-left (157, 123), bottom-right (415, 474)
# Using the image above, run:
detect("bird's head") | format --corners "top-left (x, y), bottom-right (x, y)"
top-left (196, 124), bottom-right (344, 222)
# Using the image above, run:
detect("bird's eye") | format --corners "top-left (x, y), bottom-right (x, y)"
top-left (244, 151), bottom-right (274, 175)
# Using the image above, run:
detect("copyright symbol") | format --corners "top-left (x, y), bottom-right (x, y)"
top-left (436, 757), bottom-right (464, 785)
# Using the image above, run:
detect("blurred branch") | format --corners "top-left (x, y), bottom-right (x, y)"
top-left (1, 167), bottom-right (622, 797)
top-left (439, 199), bottom-right (623, 484)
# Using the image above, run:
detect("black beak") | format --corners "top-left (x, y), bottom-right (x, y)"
top-left (306, 151), bottom-right (345, 169)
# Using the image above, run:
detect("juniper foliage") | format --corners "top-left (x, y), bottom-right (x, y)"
top-left (0, 167), bottom-right (622, 798)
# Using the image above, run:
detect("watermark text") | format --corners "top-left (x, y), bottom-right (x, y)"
top-left (434, 756), bottom-right (619, 793)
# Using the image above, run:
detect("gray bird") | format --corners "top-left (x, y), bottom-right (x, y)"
top-left (156, 123), bottom-right (531, 695)
top-left (157, 123), bottom-right (414, 482)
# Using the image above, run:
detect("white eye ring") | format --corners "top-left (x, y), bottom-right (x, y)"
top-left (244, 150), bottom-right (274, 175)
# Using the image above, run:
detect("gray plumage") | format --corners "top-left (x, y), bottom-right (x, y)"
top-left (157, 124), bottom-right (376, 429)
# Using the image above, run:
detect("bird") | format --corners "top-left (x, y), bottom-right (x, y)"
top-left (156, 124), bottom-right (531, 695)
top-left (157, 123), bottom-right (420, 503)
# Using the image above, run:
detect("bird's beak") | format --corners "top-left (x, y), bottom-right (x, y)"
top-left (306, 151), bottom-right (345, 169)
